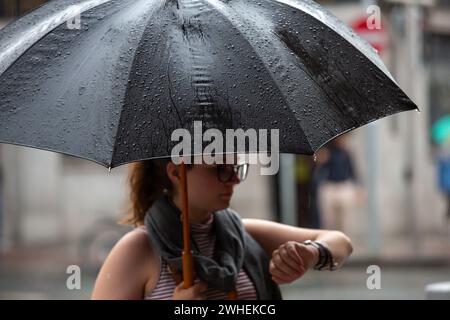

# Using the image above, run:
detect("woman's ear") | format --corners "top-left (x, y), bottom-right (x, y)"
top-left (166, 161), bottom-right (180, 184)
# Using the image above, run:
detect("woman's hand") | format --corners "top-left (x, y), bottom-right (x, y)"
top-left (269, 241), bottom-right (319, 284)
top-left (172, 281), bottom-right (208, 300)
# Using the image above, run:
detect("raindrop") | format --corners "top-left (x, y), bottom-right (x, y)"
top-left (79, 86), bottom-right (86, 95)
top-left (313, 154), bottom-right (317, 162)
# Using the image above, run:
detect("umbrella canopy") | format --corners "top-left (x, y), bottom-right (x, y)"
top-left (0, 0), bottom-right (417, 169)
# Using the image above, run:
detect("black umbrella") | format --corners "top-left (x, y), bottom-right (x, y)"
top-left (0, 0), bottom-right (418, 294)
top-left (0, 0), bottom-right (417, 167)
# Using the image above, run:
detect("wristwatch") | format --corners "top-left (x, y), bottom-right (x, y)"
top-left (302, 240), bottom-right (325, 270)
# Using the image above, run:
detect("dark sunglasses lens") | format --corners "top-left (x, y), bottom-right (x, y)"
top-left (217, 165), bottom-right (233, 182)
top-left (217, 164), bottom-right (249, 182)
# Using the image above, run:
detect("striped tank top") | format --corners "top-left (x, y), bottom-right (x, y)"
top-left (143, 214), bottom-right (257, 300)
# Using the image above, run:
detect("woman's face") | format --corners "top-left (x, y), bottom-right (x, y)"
top-left (186, 164), bottom-right (241, 213)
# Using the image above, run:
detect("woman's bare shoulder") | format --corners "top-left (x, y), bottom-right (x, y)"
top-left (120, 226), bottom-right (154, 253)
top-left (91, 226), bottom-right (159, 299)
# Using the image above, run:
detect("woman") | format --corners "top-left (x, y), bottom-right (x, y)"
top-left (92, 157), bottom-right (353, 300)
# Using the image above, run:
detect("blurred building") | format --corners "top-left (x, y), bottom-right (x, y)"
top-left (0, 0), bottom-right (48, 17)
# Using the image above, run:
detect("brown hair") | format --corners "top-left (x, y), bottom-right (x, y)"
top-left (121, 158), bottom-right (173, 226)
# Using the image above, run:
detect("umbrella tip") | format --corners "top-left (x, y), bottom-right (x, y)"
top-left (108, 166), bottom-right (111, 172)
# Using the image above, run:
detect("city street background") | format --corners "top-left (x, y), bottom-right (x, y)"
top-left (1, 0), bottom-right (450, 300)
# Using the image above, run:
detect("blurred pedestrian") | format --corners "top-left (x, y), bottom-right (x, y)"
top-left (318, 135), bottom-right (366, 232)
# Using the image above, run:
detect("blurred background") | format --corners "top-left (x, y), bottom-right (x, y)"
top-left (0, 0), bottom-right (449, 299)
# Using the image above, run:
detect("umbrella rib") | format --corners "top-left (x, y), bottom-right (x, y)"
top-left (0, 138), bottom-right (111, 169)
top-left (166, 54), bottom-right (184, 127)
top-left (108, 0), bottom-right (169, 168)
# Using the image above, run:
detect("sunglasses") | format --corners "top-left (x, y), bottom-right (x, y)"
top-left (215, 163), bottom-right (249, 183)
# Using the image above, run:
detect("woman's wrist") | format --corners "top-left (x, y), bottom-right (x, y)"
top-left (302, 240), bottom-right (337, 271)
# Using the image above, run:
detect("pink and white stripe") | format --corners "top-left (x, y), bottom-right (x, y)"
top-left (143, 215), bottom-right (257, 300)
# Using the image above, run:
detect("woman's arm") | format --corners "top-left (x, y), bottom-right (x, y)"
top-left (91, 229), bottom-right (156, 299)
top-left (243, 219), bottom-right (352, 264)
top-left (242, 219), bottom-right (353, 283)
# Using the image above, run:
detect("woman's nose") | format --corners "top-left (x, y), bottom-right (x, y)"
top-left (227, 172), bottom-right (241, 185)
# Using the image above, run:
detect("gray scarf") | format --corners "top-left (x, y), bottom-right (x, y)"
top-left (144, 195), bottom-right (245, 293)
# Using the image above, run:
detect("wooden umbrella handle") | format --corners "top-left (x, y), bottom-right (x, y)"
top-left (180, 161), bottom-right (194, 288)
top-left (227, 290), bottom-right (238, 299)
top-left (180, 161), bottom-right (236, 299)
